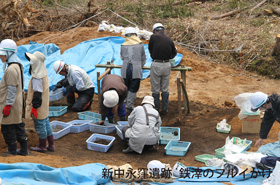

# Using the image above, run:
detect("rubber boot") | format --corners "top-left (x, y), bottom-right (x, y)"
top-left (126, 91), bottom-right (137, 111)
top-left (67, 92), bottom-right (75, 107)
top-left (108, 117), bottom-right (114, 123)
top-left (30, 138), bottom-right (47, 153)
top-left (122, 146), bottom-right (133, 154)
top-left (17, 138), bottom-right (29, 156)
top-left (161, 92), bottom-right (169, 115)
top-left (120, 117), bottom-right (126, 121)
top-left (47, 135), bottom-right (55, 152)
top-left (8, 142), bottom-right (17, 156)
top-left (152, 93), bottom-right (160, 111)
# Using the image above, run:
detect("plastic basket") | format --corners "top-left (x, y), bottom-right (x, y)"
top-left (49, 106), bottom-right (68, 117)
top-left (117, 121), bottom-right (129, 126)
top-left (86, 133), bottom-right (115, 152)
top-left (49, 88), bottom-right (65, 102)
top-left (216, 124), bottom-right (231, 134)
top-left (89, 122), bottom-right (116, 134)
top-left (164, 140), bottom-right (191, 156)
top-left (67, 120), bottom-right (92, 133)
top-left (195, 154), bottom-right (216, 163)
top-left (116, 125), bottom-right (125, 140)
top-left (215, 140), bottom-right (252, 158)
top-left (160, 127), bottom-right (180, 145)
top-left (51, 121), bottom-right (71, 140)
top-left (78, 111), bottom-right (107, 123)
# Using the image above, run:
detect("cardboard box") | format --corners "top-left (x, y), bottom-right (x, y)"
top-left (242, 115), bottom-right (261, 133)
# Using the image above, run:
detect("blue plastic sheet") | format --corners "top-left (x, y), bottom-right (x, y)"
top-left (0, 37), bottom-right (183, 93)
top-left (0, 163), bottom-right (109, 185)
top-left (258, 141), bottom-right (280, 157)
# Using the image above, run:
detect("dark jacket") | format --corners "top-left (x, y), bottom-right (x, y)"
top-left (100, 74), bottom-right (128, 119)
top-left (148, 33), bottom-right (177, 60)
top-left (260, 94), bottom-right (280, 139)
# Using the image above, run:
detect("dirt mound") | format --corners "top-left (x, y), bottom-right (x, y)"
top-left (1, 27), bottom-right (279, 170)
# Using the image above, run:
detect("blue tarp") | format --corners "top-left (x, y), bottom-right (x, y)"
top-left (0, 163), bottom-right (270, 185)
top-left (0, 163), bottom-right (109, 185)
top-left (0, 37), bottom-right (183, 93)
top-left (258, 141), bottom-right (280, 157)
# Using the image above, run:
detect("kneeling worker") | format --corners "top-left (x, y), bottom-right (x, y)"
top-left (122, 95), bottom-right (162, 154)
top-left (98, 74), bottom-right (128, 124)
top-left (53, 60), bottom-right (95, 112)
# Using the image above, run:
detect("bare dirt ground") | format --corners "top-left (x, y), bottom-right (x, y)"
top-left (0, 26), bottom-right (280, 171)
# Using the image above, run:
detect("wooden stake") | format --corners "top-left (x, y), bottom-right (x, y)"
top-left (177, 77), bottom-right (182, 122)
top-left (98, 68), bottom-right (111, 80)
top-left (180, 79), bottom-right (190, 114)
top-left (97, 71), bottom-right (101, 113)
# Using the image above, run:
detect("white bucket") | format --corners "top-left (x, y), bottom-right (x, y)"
top-left (172, 162), bottom-right (187, 177)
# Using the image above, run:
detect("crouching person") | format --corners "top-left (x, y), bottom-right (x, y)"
top-left (0, 39), bottom-right (28, 156)
top-left (25, 51), bottom-right (54, 153)
top-left (122, 96), bottom-right (161, 154)
top-left (53, 60), bottom-right (95, 112)
top-left (98, 74), bottom-right (128, 124)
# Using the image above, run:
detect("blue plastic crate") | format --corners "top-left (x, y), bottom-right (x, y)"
top-left (89, 122), bottom-right (116, 134)
top-left (51, 121), bottom-right (71, 140)
top-left (49, 88), bottom-right (65, 102)
top-left (49, 106), bottom-right (68, 117)
top-left (117, 121), bottom-right (129, 126)
top-left (164, 140), bottom-right (191, 156)
top-left (160, 127), bottom-right (180, 145)
top-left (215, 140), bottom-right (252, 158)
top-left (78, 111), bottom-right (107, 123)
top-left (116, 125), bottom-right (125, 140)
top-left (67, 120), bottom-right (92, 133)
top-left (86, 133), bottom-right (115, 152)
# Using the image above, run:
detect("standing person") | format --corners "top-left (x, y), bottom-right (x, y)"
top-left (0, 39), bottom-right (28, 156)
top-left (98, 74), bottom-right (128, 125)
top-left (148, 23), bottom-right (177, 115)
top-left (122, 96), bottom-right (161, 154)
top-left (121, 27), bottom-right (146, 112)
top-left (25, 51), bottom-right (54, 153)
top-left (53, 60), bottom-right (95, 112)
top-left (250, 92), bottom-right (280, 148)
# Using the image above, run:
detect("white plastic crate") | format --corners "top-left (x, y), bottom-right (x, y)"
top-left (49, 88), bottom-right (65, 102)
top-left (89, 122), bottom-right (116, 134)
top-left (116, 125), bottom-right (125, 140)
top-left (51, 121), bottom-right (71, 140)
top-left (67, 120), bottom-right (92, 133)
top-left (160, 127), bottom-right (180, 145)
top-left (86, 133), bottom-right (115, 152)
top-left (49, 106), bottom-right (68, 117)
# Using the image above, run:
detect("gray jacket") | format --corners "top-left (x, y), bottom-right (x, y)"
top-left (120, 43), bottom-right (146, 79)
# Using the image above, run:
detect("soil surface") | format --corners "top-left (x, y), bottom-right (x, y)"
top-left (1, 27), bottom-right (279, 171)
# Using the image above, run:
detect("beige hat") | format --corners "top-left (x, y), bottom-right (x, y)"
top-left (141, 96), bottom-right (155, 107)
top-left (103, 90), bottom-right (119, 108)
top-left (25, 51), bottom-right (48, 78)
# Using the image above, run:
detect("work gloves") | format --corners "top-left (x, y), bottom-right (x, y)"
top-left (31, 108), bottom-right (38, 119)
top-left (53, 78), bottom-right (69, 91)
top-left (2, 105), bottom-right (11, 117)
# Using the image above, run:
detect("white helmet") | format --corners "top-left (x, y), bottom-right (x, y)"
top-left (250, 92), bottom-right (268, 110)
top-left (141, 96), bottom-right (155, 107)
top-left (53, 60), bottom-right (65, 74)
top-left (103, 90), bottom-right (119, 108)
top-left (152, 23), bottom-right (165, 32)
top-left (125, 27), bottom-right (137, 35)
top-left (0, 39), bottom-right (17, 53)
top-left (147, 160), bottom-right (165, 175)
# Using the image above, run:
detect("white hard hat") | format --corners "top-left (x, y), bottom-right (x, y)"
top-left (147, 160), bottom-right (165, 175)
top-left (152, 23), bottom-right (164, 32)
top-left (103, 90), bottom-right (119, 108)
top-left (250, 92), bottom-right (268, 110)
top-left (53, 60), bottom-right (65, 74)
top-left (141, 96), bottom-right (155, 107)
top-left (0, 39), bottom-right (17, 53)
top-left (125, 27), bottom-right (137, 35)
